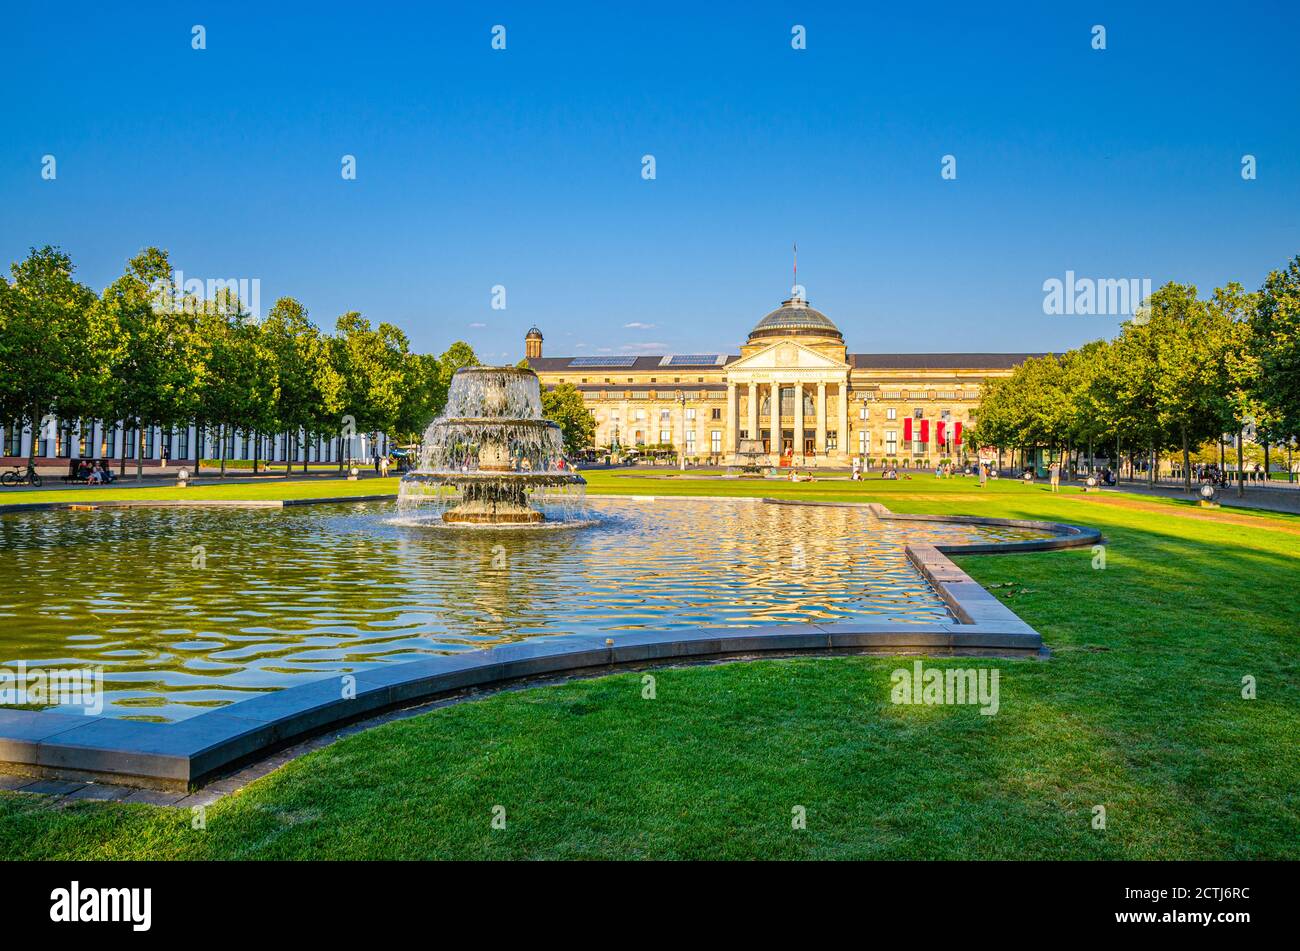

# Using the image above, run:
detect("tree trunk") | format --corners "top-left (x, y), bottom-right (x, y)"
top-left (252, 431), bottom-right (258, 475)
top-left (27, 406), bottom-right (40, 473)
top-left (135, 426), bottom-right (144, 481)
top-left (1181, 425), bottom-right (1191, 494)
top-left (1237, 429), bottom-right (1245, 497)
top-left (219, 424), bottom-right (227, 477)
top-left (1264, 441), bottom-right (1271, 485)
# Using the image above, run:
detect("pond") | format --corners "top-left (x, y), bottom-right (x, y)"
top-left (0, 497), bottom-right (1048, 720)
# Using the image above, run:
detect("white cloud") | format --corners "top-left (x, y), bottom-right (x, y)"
top-left (469, 322), bottom-right (486, 328)
top-left (619, 342), bottom-right (667, 353)
top-left (623, 321), bottom-right (656, 329)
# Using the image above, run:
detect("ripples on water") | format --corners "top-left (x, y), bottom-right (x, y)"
top-left (0, 498), bottom-right (1047, 720)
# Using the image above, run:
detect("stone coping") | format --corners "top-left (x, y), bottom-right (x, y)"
top-left (0, 498), bottom-right (1100, 791)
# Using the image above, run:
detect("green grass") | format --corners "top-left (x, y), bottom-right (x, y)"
top-left (2, 471), bottom-right (1297, 859)
top-left (0, 475), bottom-right (400, 506)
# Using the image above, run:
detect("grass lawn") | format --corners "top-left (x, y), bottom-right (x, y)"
top-left (0, 475), bottom-right (401, 507)
top-left (1, 471), bottom-right (1297, 859)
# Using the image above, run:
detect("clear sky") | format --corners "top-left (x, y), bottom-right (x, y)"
top-left (3, 1), bottom-right (1297, 361)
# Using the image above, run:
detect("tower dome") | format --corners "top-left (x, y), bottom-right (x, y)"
top-left (747, 295), bottom-right (842, 343)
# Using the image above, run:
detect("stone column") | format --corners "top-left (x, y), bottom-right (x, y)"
top-left (815, 381), bottom-right (827, 456)
top-left (837, 379), bottom-right (849, 463)
top-left (771, 381), bottom-right (783, 462)
top-left (747, 382), bottom-right (758, 446)
top-left (793, 382), bottom-right (804, 464)
top-left (726, 382), bottom-right (738, 456)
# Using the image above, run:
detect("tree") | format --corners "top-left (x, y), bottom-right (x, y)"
top-left (0, 247), bottom-right (113, 469)
top-left (333, 312), bottom-right (409, 459)
top-left (1249, 255), bottom-right (1300, 443)
top-left (100, 248), bottom-right (200, 479)
top-left (541, 382), bottom-right (595, 454)
top-left (262, 298), bottom-right (341, 473)
top-left (194, 293), bottom-right (278, 476)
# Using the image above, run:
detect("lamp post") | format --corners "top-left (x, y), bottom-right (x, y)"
top-left (675, 390), bottom-right (686, 471)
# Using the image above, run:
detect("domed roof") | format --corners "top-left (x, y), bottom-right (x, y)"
top-left (525, 326), bottom-right (543, 337)
top-left (748, 296), bottom-right (842, 342)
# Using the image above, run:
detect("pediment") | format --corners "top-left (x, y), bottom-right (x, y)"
top-left (728, 341), bottom-right (847, 373)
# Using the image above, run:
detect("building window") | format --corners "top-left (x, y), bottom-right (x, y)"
top-left (176, 428), bottom-right (189, 460)
top-left (3, 422), bottom-right (22, 457)
top-left (101, 426), bottom-right (116, 458)
top-left (913, 407), bottom-right (924, 419)
top-left (858, 430), bottom-right (868, 454)
top-left (685, 430), bottom-right (696, 453)
top-left (685, 408), bottom-right (696, 421)
top-left (659, 429), bottom-right (672, 445)
top-left (859, 406), bottom-right (869, 420)
top-left (886, 408), bottom-right (897, 421)
top-left (635, 410), bottom-right (646, 422)
top-left (660, 409), bottom-right (671, 422)
top-left (711, 407), bottom-right (721, 420)
top-left (710, 430), bottom-right (722, 454)
top-left (885, 430), bottom-right (898, 455)
top-left (827, 430), bottom-right (838, 450)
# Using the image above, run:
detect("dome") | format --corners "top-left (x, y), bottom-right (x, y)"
top-left (525, 326), bottom-right (543, 338)
top-left (748, 296), bottom-right (842, 342)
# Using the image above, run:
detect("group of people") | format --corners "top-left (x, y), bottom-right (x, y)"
top-left (68, 458), bottom-right (116, 484)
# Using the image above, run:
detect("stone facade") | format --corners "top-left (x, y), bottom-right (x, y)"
top-left (527, 295), bottom-right (1042, 467)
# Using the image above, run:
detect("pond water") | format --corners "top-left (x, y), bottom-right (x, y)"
top-left (0, 498), bottom-right (1048, 721)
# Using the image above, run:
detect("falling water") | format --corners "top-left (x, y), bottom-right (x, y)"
top-left (397, 366), bottom-right (589, 525)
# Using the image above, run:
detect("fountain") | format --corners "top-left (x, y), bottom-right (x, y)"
top-left (731, 438), bottom-right (770, 478)
top-left (398, 365), bottom-right (587, 525)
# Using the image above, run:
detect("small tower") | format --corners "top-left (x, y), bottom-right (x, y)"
top-left (525, 326), bottom-right (543, 360)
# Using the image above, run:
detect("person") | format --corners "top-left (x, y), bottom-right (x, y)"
top-left (851, 459), bottom-right (861, 481)
top-left (379, 455), bottom-right (390, 478)
top-left (1049, 460), bottom-right (1061, 493)
top-left (978, 462), bottom-right (988, 488)
top-left (87, 461), bottom-right (103, 485)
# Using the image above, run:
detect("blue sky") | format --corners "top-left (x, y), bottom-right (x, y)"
top-left (3, 1), bottom-right (1297, 360)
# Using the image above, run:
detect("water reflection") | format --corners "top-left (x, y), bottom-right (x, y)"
top-left (0, 499), bottom-right (1047, 721)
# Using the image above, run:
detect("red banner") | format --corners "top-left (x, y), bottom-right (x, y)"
top-left (936, 420), bottom-right (946, 444)
top-left (955, 422), bottom-right (963, 446)
top-left (903, 417), bottom-right (912, 442)
top-left (920, 419), bottom-right (930, 443)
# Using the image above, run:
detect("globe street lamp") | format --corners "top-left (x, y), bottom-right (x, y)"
top-left (677, 390), bottom-right (689, 471)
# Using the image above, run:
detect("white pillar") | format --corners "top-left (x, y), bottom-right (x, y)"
top-left (726, 382), bottom-right (738, 456)
top-left (837, 379), bottom-right (849, 463)
top-left (747, 382), bottom-right (758, 446)
top-left (793, 382), bottom-right (804, 463)
top-left (771, 381), bottom-right (783, 462)
top-left (816, 381), bottom-right (827, 456)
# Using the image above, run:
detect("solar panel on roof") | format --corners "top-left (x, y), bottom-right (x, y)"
top-left (662, 354), bottom-right (725, 366)
top-left (567, 356), bottom-right (638, 368)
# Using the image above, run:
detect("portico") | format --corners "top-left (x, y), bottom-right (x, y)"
top-left (725, 296), bottom-right (852, 465)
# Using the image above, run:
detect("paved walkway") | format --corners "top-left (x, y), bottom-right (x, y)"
top-left (1106, 480), bottom-right (1300, 515)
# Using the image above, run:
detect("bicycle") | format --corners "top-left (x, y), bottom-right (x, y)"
top-left (0, 463), bottom-right (43, 487)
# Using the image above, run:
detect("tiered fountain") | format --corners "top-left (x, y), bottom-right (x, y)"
top-left (398, 365), bottom-right (587, 525)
